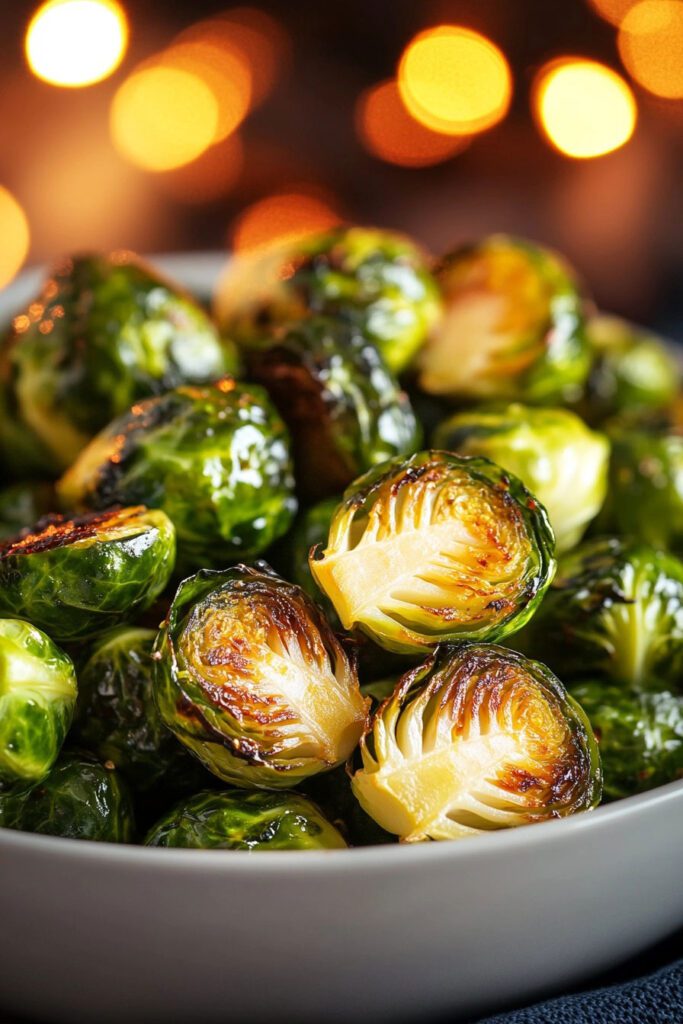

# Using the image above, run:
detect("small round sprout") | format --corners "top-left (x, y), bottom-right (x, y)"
top-left (0, 482), bottom-right (55, 540)
top-left (0, 506), bottom-right (175, 643)
top-left (351, 644), bottom-right (601, 842)
top-left (145, 789), bottom-right (347, 850)
top-left (571, 682), bottom-right (683, 801)
top-left (433, 403), bottom-right (609, 553)
top-left (310, 451), bottom-right (556, 655)
top-left (0, 751), bottom-right (135, 843)
top-left (243, 317), bottom-right (421, 501)
top-left (0, 619), bottom-right (77, 787)
top-left (74, 627), bottom-right (205, 794)
top-left (514, 539), bottom-right (683, 690)
top-left (419, 235), bottom-right (591, 404)
top-left (153, 564), bottom-right (369, 789)
top-left (58, 380), bottom-right (296, 572)
top-left (0, 252), bottom-right (238, 477)
top-left (214, 227), bottom-right (442, 373)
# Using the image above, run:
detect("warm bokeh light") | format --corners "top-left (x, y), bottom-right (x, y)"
top-left (0, 186), bottom-right (30, 290)
top-left (111, 66), bottom-right (219, 171)
top-left (356, 79), bottom-right (469, 167)
top-left (231, 191), bottom-right (343, 253)
top-left (25, 0), bottom-right (128, 88)
top-left (618, 1), bottom-right (683, 99)
top-left (534, 59), bottom-right (637, 159)
top-left (587, 0), bottom-right (639, 26)
top-left (397, 26), bottom-right (512, 135)
top-left (157, 135), bottom-right (244, 204)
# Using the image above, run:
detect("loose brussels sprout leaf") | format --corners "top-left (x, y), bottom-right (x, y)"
top-left (0, 750), bottom-right (135, 842)
top-left (0, 619), bottom-right (77, 787)
top-left (0, 506), bottom-right (175, 643)
top-left (419, 235), bottom-right (591, 404)
top-left (571, 681), bottom-right (683, 802)
top-left (243, 317), bottom-right (421, 501)
top-left (74, 627), bottom-right (206, 793)
top-left (351, 644), bottom-right (601, 842)
top-left (0, 252), bottom-right (238, 477)
top-left (433, 403), bottom-right (609, 554)
top-left (514, 538), bottom-right (683, 690)
top-left (310, 451), bottom-right (556, 655)
top-left (0, 482), bottom-right (55, 540)
top-left (145, 788), bottom-right (347, 850)
top-left (214, 227), bottom-right (442, 373)
top-left (58, 381), bottom-right (297, 572)
top-left (154, 563), bottom-right (369, 789)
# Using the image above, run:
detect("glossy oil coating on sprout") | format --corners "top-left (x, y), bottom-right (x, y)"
top-left (310, 451), bottom-right (556, 654)
top-left (351, 644), bottom-right (601, 842)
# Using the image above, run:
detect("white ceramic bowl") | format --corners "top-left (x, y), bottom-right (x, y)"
top-left (1, 255), bottom-right (683, 1024)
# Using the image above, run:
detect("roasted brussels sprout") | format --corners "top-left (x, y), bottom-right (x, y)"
top-left (0, 252), bottom-right (238, 477)
top-left (145, 789), bottom-right (347, 850)
top-left (433, 403), bottom-right (609, 553)
top-left (214, 227), bottom-right (442, 373)
top-left (0, 619), bottom-right (77, 788)
top-left (242, 317), bottom-right (421, 501)
top-left (515, 539), bottom-right (683, 689)
top-left (0, 750), bottom-right (135, 842)
top-left (351, 644), bottom-right (601, 842)
top-left (419, 235), bottom-right (590, 403)
top-left (571, 682), bottom-right (683, 801)
top-left (0, 482), bottom-right (55, 539)
top-left (154, 564), bottom-right (369, 789)
top-left (57, 381), bottom-right (297, 571)
top-left (0, 506), bottom-right (175, 643)
top-left (310, 451), bottom-right (556, 655)
top-left (74, 627), bottom-right (205, 793)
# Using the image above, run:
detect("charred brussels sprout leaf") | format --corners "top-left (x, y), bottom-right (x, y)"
top-left (419, 235), bottom-right (590, 404)
top-left (0, 619), bottom-right (77, 787)
top-left (515, 539), bottom-right (683, 690)
top-left (154, 564), bottom-right (369, 789)
top-left (58, 381), bottom-right (297, 571)
top-left (571, 682), bottom-right (683, 801)
top-left (242, 318), bottom-right (421, 501)
top-left (74, 627), bottom-right (205, 793)
top-left (0, 750), bottom-right (135, 842)
top-left (0, 506), bottom-right (175, 642)
top-left (433, 403), bottom-right (609, 553)
top-left (0, 482), bottom-right (55, 540)
top-left (351, 644), bottom-right (601, 842)
top-left (0, 252), bottom-right (238, 477)
top-left (214, 227), bottom-right (442, 373)
top-left (145, 788), bottom-right (347, 850)
top-left (310, 451), bottom-right (556, 655)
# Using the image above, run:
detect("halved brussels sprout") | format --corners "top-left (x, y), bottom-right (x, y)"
top-left (214, 227), bottom-right (442, 373)
top-left (419, 235), bottom-right (590, 403)
top-left (242, 317), bottom-right (421, 501)
top-left (0, 482), bottom-right (55, 540)
top-left (0, 506), bottom-right (175, 642)
top-left (0, 252), bottom-right (238, 477)
top-left (0, 750), bottom-right (135, 842)
top-left (154, 563), bottom-right (369, 789)
top-left (57, 380), bottom-right (297, 571)
top-left (310, 451), bottom-right (556, 654)
top-left (571, 681), bottom-right (683, 801)
top-left (0, 619), bottom-right (77, 787)
top-left (351, 644), bottom-right (601, 842)
top-left (74, 627), bottom-right (206, 793)
top-left (433, 403), bottom-right (609, 553)
top-left (515, 539), bottom-right (683, 689)
top-left (145, 789), bottom-right (347, 850)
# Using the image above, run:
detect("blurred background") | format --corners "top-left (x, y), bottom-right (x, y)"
top-left (0, 0), bottom-right (681, 334)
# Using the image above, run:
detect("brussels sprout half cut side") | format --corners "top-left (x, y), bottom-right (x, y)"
top-left (310, 451), bottom-right (556, 655)
top-left (351, 644), bottom-right (601, 842)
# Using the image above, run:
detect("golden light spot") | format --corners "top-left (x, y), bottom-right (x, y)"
top-left (111, 65), bottom-right (219, 171)
top-left (0, 187), bottom-right (30, 290)
top-left (397, 26), bottom-right (512, 135)
top-left (231, 191), bottom-right (343, 253)
top-left (12, 315), bottom-right (31, 334)
top-left (534, 59), bottom-right (637, 159)
top-left (618, 1), bottom-right (683, 99)
top-left (356, 79), bottom-right (469, 167)
top-left (587, 0), bottom-right (639, 25)
top-left (25, 0), bottom-right (128, 88)
top-left (29, 303), bottom-right (44, 321)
